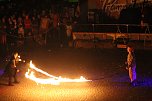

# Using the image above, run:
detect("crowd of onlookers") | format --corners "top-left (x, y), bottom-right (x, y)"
top-left (0, 0), bottom-right (152, 60)
top-left (0, 0), bottom-right (79, 60)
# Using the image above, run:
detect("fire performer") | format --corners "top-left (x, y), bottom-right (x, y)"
top-left (125, 46), bottom-right (137, 86)
top-left (4, 52), bottom-right (20, 86)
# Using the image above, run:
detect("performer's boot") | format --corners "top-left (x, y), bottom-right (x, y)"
top-left (8, 83), bottom-right (14, 86)
top-left (8, 76), bottom-right (14, 86)
top-left (131, 80), bottom-right (136, 87)
top-left (14, 75), bottom-right (19, 83)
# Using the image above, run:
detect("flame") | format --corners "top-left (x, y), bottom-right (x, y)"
top-left (17, 55), bottom-right (22, 62)
top-left (25, 61), bottom-right (91, 85)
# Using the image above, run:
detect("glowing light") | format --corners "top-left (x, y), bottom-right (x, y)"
top-left (18, 55), bottom-right (25, 62)
top-left (25, 61), bottom-right (91, 85)
top-left (17, 55), bottom-right (22, 61)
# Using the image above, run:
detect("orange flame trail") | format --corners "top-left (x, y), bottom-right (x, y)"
top-left (25, 61), bottom-right (91, 85)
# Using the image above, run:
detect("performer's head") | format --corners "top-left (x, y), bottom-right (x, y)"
top-left (13, 52), bottom-right (19, 59)
top-left (127, 45), bottom-right (134, 53)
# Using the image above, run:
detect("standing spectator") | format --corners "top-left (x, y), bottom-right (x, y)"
top-left (6, 17), bottom-right (14, 51)
top-left (66, 21), bottom-right (72, 46)
top-left (12, 17), bottom-right (18, 46)
top-left (39, 15), bottom-right (51, 45)
top-left (0, 17), bottom-right (7, 45)
top-left (23, 15), bottom-right (32, 45)
top-left (17, 17), bottom-right (24, 37)
top-left (52, 12), bottom-right (59, 41)
top-left (6, 17), bottom-right (14, 36)
top-left (0, 17), bottom-right (7, 59)
top-left (31, 16), bottom-right (39, 41)
top-left (74, 3), bottom-right (80, 23)
top-left (17, 17), bottom-right (24, 46)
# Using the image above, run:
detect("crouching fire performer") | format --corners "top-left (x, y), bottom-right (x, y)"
top-left (4, 52), bottom-right (20, 86)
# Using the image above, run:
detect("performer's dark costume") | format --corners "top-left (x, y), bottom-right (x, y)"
top-left (4, 54), bottom-right (19, 86)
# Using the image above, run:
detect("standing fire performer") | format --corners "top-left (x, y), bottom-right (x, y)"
top-left (125, 46), bottom-right (137, 86)
top-left (4, 52), bottom-right (20, 86)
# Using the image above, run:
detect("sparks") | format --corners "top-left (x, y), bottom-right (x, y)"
top-left (25, 61), bottom-right (91, 85)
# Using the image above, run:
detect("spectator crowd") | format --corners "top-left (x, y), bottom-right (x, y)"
top-left (0, 0), bottom-right (78, 60)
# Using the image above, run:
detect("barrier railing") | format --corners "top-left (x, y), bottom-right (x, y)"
top-left (72, 24), bottom-right (152, 48)
top-left (73, 24), bottom-right (152, 33)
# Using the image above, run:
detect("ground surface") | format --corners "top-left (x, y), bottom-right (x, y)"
top-left (0, 43), bottom-right (152, 101)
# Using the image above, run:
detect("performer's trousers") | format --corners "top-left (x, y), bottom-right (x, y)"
top-left (129, 66), bottom-right (136, 82)
top-left (8, 69), bottom-right (18, 84)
